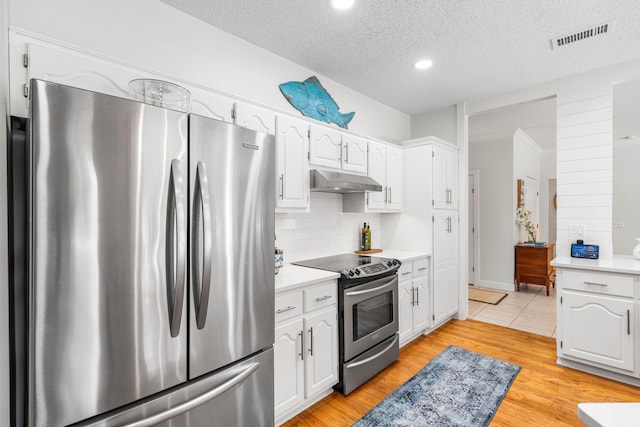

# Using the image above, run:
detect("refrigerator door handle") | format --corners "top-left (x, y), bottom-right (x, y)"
top-left (124, 362), bottom-right (260, 427)
top-left (167, 159), bottom-right (187, 338)
top-left (193, 161), bottom-right (213, 329)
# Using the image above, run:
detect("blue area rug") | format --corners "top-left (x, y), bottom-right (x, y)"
top-left (353, 345), bottom-right (521, 427)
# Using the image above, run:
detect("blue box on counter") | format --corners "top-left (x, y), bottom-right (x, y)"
top-left (571, 243), bottom-right (599, 259)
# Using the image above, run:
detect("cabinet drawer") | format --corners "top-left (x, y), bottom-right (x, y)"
top-left (413, 258), bottom-right (429, 277)
top-left (304, 281), bottom-right (337, 312)
top-left (275, 291), bottom-right (304, 322)
top-left (562, 270), bottom-right (634, 298)
top-left (398, 263), bottom-right (413, 281)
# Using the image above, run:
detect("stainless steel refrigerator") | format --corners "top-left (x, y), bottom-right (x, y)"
top-left (9, 79), bottom-right (275, 426)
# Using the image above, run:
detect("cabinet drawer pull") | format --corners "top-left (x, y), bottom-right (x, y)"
top-left (402, 271), bottom-right (412, 276)
top-left (417, 267), bottom-right (428, 272)
top-left (276, 305), bottom-right (296, 314)
top-left (315, 295), bottom-right (332, 302)
top-left (584, 281), bottom-right (608, 287)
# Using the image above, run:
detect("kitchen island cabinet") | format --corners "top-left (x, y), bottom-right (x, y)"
top-left (553, 257), bottom-right (640, 387)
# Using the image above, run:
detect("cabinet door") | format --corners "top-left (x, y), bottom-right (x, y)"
top-left (433, 211), bottom-right (459, 324)
top-left (341, 134), bottom-right (368, 174)
top-left (398, 279), bottom-right (414, 344)
top-left (432, 146), bottom-right (448, 209)
top-left (309, 125), bottom-right (342, 170)
top-left (561, 291), bottom-right (634, 372)
top-left (276, 115), bottom-right (310, 210)
top-left (304, 307), bottom-right (338, 397)
top-left (385, 146), bottom-right (403, 211)
top-left (274, 319), bottom-right (305, 416)
top-left (235, 102), bottom-right (277, 134)
top-left (446, 149), bottom-right (459, 209)
top-left (367, 142), bottom-right (387, 210)
top-left (412, 275), bottom-right (430, 333)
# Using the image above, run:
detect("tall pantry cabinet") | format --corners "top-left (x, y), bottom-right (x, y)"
top-left (381, 137), bottom-right (460, 328)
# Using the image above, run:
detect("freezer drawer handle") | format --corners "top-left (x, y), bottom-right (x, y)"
top-left (193, 161), bottom-right (213, 329)
top-left (167, 159), bottom-right (187, 338)
top-left (125, 362), bottom-right (260, 427)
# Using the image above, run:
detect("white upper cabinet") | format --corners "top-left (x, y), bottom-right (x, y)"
top-left (308, 124), bottom-right (367, 174)
top-left (367, 143), bottom-right (387, 210)
top-left (276, 115), bottom-right (310, 211)
top-left (341, 134), bottom-right (368, 174)
top-left (385, 145), bottom-right (403, 211)
top-left (433, 145), bottom-right (458, 209)
top-left (234, 101), bottom-right (277, 135)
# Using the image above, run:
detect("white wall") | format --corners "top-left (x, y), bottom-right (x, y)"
top-left (9, 0), bottom-right (409, 143)
top-left (276, 194), bottom-right (382, 262)
top-left (513, 129), bottom-right (542, 241)
top-left (469, 138), bottom-right (514, 290)
top-left (410, 105), bottom-right (457, 143)
top-left (539, 149), bottom-right (557, 242)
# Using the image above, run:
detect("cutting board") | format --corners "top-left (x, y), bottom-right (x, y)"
top-left (354, 249), bottom-right (383, 254)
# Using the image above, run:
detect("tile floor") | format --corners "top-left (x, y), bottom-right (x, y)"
top-left (468, 284), bottom-right (557, 337)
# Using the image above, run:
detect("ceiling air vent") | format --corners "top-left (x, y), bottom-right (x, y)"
top-left (550, 21), bottom-right (614, 49)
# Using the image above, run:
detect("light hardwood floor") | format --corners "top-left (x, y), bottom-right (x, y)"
top-left (283, 319), bottom-right (639, 426)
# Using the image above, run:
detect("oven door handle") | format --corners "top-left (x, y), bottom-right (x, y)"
top-left (346, 334), bottom-right (399, 369)
top-left (345, 278), bottom-right (395, 297)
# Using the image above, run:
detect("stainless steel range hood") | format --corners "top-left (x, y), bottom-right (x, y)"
top-left (310, 169), bottom-right (382, 193)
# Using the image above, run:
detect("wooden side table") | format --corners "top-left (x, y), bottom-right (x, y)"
top-left (514, 243), bottom-right (555, 296)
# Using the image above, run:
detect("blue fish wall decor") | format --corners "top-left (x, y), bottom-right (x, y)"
top-left (279, 76), bottom-right (355, 129)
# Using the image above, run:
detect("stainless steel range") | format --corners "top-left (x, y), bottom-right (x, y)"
top-left (293, 254), bottom-right (401, 394)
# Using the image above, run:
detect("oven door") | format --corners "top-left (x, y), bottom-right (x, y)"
top-left (343, 274), bottom-right (398, 361)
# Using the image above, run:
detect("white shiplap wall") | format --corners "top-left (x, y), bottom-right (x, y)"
top-left (556, 91), bottom-right (613, 258)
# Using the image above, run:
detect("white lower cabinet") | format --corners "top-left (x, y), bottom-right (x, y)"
top-left (397, 257), bottom-right (431, 346)
top-left (274, 281), bottom-right (338, 424)
top-left (558, 269), bottom-right (637, 376)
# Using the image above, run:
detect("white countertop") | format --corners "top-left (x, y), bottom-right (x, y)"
top-left (578, 402), bottom-right (640, 427)
top-left (275, 264), bottom-right (340, 293)
top-left (374, 249), bottom-right (431, 263)
top-left (552, 255), bottom-right (640, 275)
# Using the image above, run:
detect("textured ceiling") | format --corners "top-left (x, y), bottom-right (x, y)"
top-left (159, 0), bottom-right (640, 115)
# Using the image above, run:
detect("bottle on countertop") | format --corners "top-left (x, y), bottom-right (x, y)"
top-left (366, 223), bottom-right (371, 251)
top-left (361, 222), bottom-right (367, 251)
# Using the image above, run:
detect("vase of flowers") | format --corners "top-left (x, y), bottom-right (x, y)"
top-left (516, 208), bottom-right (537, 243)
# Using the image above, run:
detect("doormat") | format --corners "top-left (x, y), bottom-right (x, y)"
top-left (468, 287), bottom-right (508, 305)
top-left (352, 346), bottom-right (521, 427)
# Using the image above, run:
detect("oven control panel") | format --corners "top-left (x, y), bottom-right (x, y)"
top-left (341, 258), bottom-right (400, 280)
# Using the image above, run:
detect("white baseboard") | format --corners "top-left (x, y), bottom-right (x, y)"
top-left (474, 280), bottom-right (515, 292)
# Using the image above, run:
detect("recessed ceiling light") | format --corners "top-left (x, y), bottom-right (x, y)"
top-left (331, 0), bottom-right (354, 10)
top-left (414, 59), bottom-right (433, 70)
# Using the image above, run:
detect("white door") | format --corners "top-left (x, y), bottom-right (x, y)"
top-left (561, 292), bottom-right (634, 372)
top-left (433, 146), bottom-right (448, 209)
top-left (367, 142), bottom-right (387, 210)
top-left (341, 134), bottom-right (368, 174)
top-left (309, 125), bottom-right (342, 170)
top-left (412, 275), bottom-right (430, 333)
top-left (276, 115), bottom-right (310, 210)
top-left (398, 279), bottom-right (414, 344)
top-left (304, 307), bottom-right (338, 397)
top-left (385, 146), bottom-right (403, 211)
top-left (468, 172), bottom-right (477, 285)
top-left (446, 150), bottom-right (459, 209)
top-left (234, 101), bottom-right (277, 134)
top-left (274, 319), bottom-right (305, 416)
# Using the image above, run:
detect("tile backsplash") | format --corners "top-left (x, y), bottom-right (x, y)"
top-left (275, 193), bottom-right (382, 262)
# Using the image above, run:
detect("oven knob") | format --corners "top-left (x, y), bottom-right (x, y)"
top-left (387, 261), bottom-right (392, 267)
top-left (348, 270), bottom-right (355, 277)
top-left (354, 269), bottom-right (361, 275)
top-left (393, 260), bottom-right (399, 265)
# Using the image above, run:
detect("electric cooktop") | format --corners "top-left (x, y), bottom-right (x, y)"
top-left (292, 253), bottom-right (400, 281)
